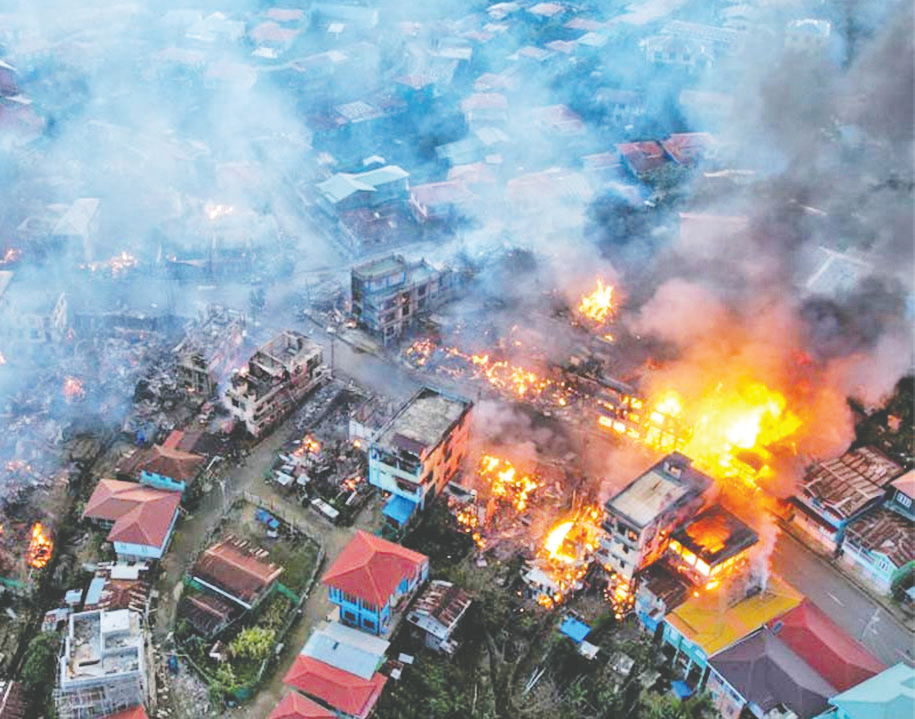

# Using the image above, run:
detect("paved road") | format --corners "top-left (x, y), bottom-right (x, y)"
top-left (772, 529), bottom-right (914, 667)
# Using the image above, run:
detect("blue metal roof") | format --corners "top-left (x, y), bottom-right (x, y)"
top-left (85, 577), bottom-right (106, 606)
top-left (671, 680), bottom-right (693, 699)
top-left (559, 615), bottom-right (591, 644)
top-left (383, 494), bottom-right (417, 526)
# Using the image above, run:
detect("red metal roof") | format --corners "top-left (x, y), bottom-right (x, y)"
top-left (321, 530), bottom-right (427, 607)
top-left (83, 479), bottom-right (181, 549)
top-left (268, 691), bottom-right (335, 719)
top-left (616, 141), bottom-right (668, 175)
top-left (138, 445), bottom-right (205, 482)
top-left (191, 536), bottom-right (283, 605)
top-left (768, 600), bottom-right (885, 691)
top-left (283, 656), bottom-right (387, 719)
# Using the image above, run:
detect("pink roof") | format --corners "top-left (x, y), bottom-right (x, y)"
top-left (891, 469), bottom-right (915, 498)
top-left (265, 8), bottom-right (306, 22)
top-left (460, 92), bottom-right (508, 112)
top-left (250, 21), bottom-right (300, 44)
top-left (321, 530), bottom-right (427, 607)
top-left (768, 600), bottom-right (886, 691)
top-left (448, 163), bottom-right (497, 185)
top-left (410, 181), bottom-right (475, 207)
top-left (83, 479), bottom-right (181, 549)
top-left (284, 656), bottom-right (387, 719)
top-left (660, 132), bottom-right (716, 165)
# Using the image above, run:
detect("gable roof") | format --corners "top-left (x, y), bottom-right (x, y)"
top-left (710, 629), bottom-right (835, 717)
top-left (321, 530), bottom-right (427, 606)
top-left (83, 479), bottom-right (181, 549)
top-left (191, 536), bottom-right (283, 606)
top-left (301, 621), bottom-right (389, 679)
top-left (135, 445), bottom-right (205, 482)
top-left (268, 691), bottom-right (335, 719)
top-left (283, 655), bottom-right (387, 719)
top-left (829, 663), bottom-right (915, 719)
top-left (667, 574), bottom-right (802, 656)
top-left (768, 600), bottom-right (885, 691)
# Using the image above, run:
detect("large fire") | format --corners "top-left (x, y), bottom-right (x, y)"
top-left (532, 505), bottom-right (602, 608)
top-left (478, 455), bottom-right (540, 513)
top-left (599, 380), bottom-right (801, 491)
top-left (577, 279), bottom-right (616, 325)
top-left (27, 522), bottom-right (53, 569)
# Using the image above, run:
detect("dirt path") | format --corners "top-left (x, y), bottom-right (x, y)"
top-left (153, 416), bottom-right (383, 718)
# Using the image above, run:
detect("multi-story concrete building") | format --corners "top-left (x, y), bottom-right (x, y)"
top-left (351, 255), bottom-right (459, 344)
top-left (0, 270), bottom-right (68, 349)
top-left (368, 387), bottom-right (472, 528)
top-left (321, 530), bottom-right (429, 636)
top-left (55, 609), bottom-right (147, 719)
top-left (225, 331), bottom-right (329, 437)
top-left (598, 453), bottom-right (714, 584)
top-left (173, 305), bottom-right (246, 396)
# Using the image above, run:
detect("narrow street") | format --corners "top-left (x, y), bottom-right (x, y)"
top-left (772, 528), bottom-right (914, 667)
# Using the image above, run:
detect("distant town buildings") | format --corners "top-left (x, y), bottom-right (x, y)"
top-left (350, 255), bottom-right (461, 344)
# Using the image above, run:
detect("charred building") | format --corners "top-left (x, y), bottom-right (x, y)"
top-left (225, 331), bottom-right (329, 437)
top-left (173, 305), bottom-right (246, 396)
top-left (667, 505), bottom-right (758, 589)
top-left (598, 453), bottom-right (714, 584)
top-left (351, 254), bottom-right (460, 344)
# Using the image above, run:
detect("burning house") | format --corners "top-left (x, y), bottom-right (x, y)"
top-left (405, 579), bottom-right (472, 655)
top-left (172, 305), bottom-right (247, 396)
top-left (350, 254), bottom-right (461, 344)
top-left (368, 386), bottom-right (472, 528)
top-left (225, 330), bottom-right (330, 437)
top-left (598, 453), bottom-right (714, 586)
top-left (55, 609), bottom-right (147, 719)
top-left (667, 505), bottom-right (759, 591)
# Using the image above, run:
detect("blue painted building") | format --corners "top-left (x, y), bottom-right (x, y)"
top-left (321, 530), bottom-right (429, 636)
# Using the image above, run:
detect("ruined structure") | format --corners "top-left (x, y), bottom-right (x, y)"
top-left (225, 330), bottom-right (329, 437)
top-left (173, 305), bottom-right (246, 396)
top-left (55, 609), bottom-right (147, 719)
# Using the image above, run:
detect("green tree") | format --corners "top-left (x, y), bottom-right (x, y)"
top-left (21, 632), bottom-right (59, 718)
top-left (229, 626), bottom-right (275, 662)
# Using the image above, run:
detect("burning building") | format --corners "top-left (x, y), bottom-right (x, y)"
top-left (368, 387), bottom-right (472, 529)
top-left (667, 505), bottom-right (758, 591)
top-left (173, 305), bottom-right (247, 396)
top-left (55, 609), bottom-right (147, 719)
top-left (598, 453), bottom-right (714, 585)
top-left (225, 330), bottom-right (330, 437)
top-left (350, 254), bottom-right (461, 344)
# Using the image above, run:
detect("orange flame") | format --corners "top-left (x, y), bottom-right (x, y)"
top-left (27, 523), bottom-right (53, 569)
top-left (577, 279), bottom-right (616, 324)
top-left (598, 380), bottom-right (801, 491)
